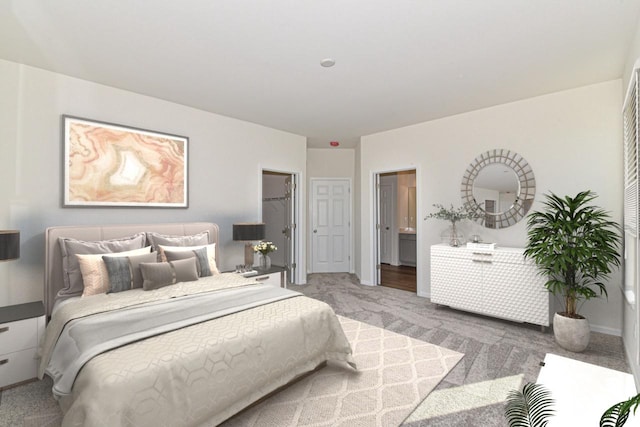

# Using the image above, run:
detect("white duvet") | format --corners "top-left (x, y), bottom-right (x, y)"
top-left (40, 274), bottom-right (355, 427)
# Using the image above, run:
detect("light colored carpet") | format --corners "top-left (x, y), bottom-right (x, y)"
top-left (223, 316), bottom-right (463, 426)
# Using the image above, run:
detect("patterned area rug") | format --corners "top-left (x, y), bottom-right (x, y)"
top-left (223, 316), bottom-right (463, 427)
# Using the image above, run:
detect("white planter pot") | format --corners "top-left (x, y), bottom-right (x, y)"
top-left (553, 312), bottom-right (590, 352)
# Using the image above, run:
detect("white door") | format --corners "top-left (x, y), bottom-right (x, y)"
top-left (379, 184), bottom-right (393, 265)
top-left (311, 179), bottom-right (351, 273)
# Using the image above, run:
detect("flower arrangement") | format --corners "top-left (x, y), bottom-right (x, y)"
top-left (253, 241), bottom-right (277, 255)
top-left (424, 204), bottom-right (477, 223)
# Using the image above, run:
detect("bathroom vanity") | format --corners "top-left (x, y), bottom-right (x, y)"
top-left (399, 230), bottom-right (416, 266)
top-left (430, 243), bottom-right (550, 327)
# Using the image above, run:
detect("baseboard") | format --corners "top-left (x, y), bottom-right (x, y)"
top-left (590, 324), bottom-right (622, 337)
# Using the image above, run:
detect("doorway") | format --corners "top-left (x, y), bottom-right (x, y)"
top-left (262, 170), bottom-right (297, 284)
top-left (310, 178), bottom-right (351, 273)
top-left (375, 170), bottom-right (417, 292)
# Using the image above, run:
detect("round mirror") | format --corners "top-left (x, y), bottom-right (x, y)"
top-left (461, 149), bottom-right (535, 229)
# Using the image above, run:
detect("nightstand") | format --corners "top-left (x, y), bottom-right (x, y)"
top-left (254, 265), bottom-right (287, 288)
top-left (0, 301), bottom-right (46, 389)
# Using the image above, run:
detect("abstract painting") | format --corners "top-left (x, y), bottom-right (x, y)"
top-left (63, 116), bottom-right (188, 207)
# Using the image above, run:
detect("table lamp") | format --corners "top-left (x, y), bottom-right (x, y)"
top-left (232, 223), bottom-right (265, 267)
top-left (0, 230), bottom-right (20, 261)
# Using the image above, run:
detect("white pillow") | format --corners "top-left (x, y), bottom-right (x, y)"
top-left (78, 246), bottom-right (152, 296)
top-left (158, 243), bottom-right (219, 275)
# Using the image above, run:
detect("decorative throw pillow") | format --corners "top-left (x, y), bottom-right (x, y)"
top-left (77, 246), bottom-right (152, 296)
top-left (102, 257), bottom-right (132, 294)
top-left (140, 258), bottom-right (199, 291)
top-left (102, 252), bottom-right (157, 293)
top-left (158, 243), bottom-right (219, 274)
top-left (146, 231), bottom-right (210, 260)
top-left (163, 247), bottom-right (212, 277)
top-left (129, 252), bottom-right (158, 289)
top-left (58, 233), bottom-right (147, 297)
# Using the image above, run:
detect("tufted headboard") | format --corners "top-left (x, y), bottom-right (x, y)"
top-left (44, 222), bottom-right (219, 317)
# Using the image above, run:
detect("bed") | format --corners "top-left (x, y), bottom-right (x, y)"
top-left (39, 222), bottom-right (354, 426)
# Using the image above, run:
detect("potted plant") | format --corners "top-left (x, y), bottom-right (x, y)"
top-left (523, 191), bottom-right (621, 352)
top-left (425, 204), bottom-right (478, 247)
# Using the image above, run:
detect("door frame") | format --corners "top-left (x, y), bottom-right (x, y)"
top-left (371, 167), bottom-right (422, 294)
top-left (260, 167), bottom-right (304, 285)
top-left (309, 177), bottom-right (354, 274)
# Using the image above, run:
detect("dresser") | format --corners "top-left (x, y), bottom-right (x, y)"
top-left (430, 244), bottom-right (550, 327)
top-left (0, 301), bottom-right (46, 389)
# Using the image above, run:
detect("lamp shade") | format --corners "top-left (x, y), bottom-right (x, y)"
top-left (0, 230), bottom-right (20, 261)
top-left (233, 223), bottom-right (265, 241)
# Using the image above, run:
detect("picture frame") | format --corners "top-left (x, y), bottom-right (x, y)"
top-left (62, 115), bottom-right (188, 208)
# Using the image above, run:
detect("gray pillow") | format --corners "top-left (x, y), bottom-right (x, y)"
top-left (103, 252), bottom-right (157, 292)
top-left (146, 231), bottom-right (209, 260)
top-left (163, 247), bottom-right (212, 277)
top-left (102, 256), bottom-right (132, 294)
top-left (58, 233), bottom-right (146, 297)
top-left (140, 258), bottom-right (199, 291)
top-left (129, 252), bottom-right (158, 289)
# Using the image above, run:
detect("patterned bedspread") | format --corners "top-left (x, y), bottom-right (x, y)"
top-left (40, 273), bottom-right (355, 427)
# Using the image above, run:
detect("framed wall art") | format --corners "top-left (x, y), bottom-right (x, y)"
top-left (62, 115), bottom-right (188, 208)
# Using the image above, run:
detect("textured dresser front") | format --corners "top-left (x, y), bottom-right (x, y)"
top-left (430, 244), bottom-right (549, 327)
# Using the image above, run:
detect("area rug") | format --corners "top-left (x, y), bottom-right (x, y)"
top-left (223, 316), bottom-right (464, 427)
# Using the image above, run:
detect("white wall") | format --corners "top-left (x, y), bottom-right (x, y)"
top-left (359, 80), bottom-right (624, 334)
top-left (307, 148), bottom-right (355, 179)
top-left (0, 59), bottom-right (307, 306)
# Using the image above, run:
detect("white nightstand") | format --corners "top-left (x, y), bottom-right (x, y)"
top-left (0, 301), bottom-right (46, 389)
top-left (254, 266), bottom-right (287, 288)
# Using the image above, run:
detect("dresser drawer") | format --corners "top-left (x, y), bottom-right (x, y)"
top-left (0, 317), bottom-right (39, 354)
top-left (0, 347), bottom-right (38, 388)
top-left (254, 272), bottom-right (282, 287)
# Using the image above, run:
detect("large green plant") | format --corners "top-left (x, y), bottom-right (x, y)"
top-left (523, 191), bottom-right (621, 318)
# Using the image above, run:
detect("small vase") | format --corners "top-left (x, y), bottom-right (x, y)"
top-left (440, 222), bottom-right (463, 247)
top-left (259, 254), bottom-right (271, 270)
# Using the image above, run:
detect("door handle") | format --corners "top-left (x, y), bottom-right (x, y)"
top-left (313, 229), bottom-right (317, 233)
top-left (385, 227), bottom-right (390, 230)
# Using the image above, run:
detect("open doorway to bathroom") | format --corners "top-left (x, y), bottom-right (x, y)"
top-left (376, 169), bottom-right (417, 293)
top-left (262, 170), bottom-right (297, 285)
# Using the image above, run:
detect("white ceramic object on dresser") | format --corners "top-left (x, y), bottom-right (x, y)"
top-left (430, 244), bottom-right (550, 327)
top-left (0, 304), bottom-right (46, 388)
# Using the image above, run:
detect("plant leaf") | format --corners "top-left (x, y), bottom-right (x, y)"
top-left (600, 393), bottom-right (640, 427)
top-left (505, 382), bottom-right (555, 427)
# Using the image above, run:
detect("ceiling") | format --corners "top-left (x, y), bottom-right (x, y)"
top-left (1, 1), bottom-right (639, 148)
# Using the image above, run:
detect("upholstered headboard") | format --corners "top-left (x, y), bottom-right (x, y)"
top-left (44, 222), bottom-right (219, 317)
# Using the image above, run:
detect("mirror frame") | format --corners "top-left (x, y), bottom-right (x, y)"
top-left (461, 149), bottom-right (536, 229)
